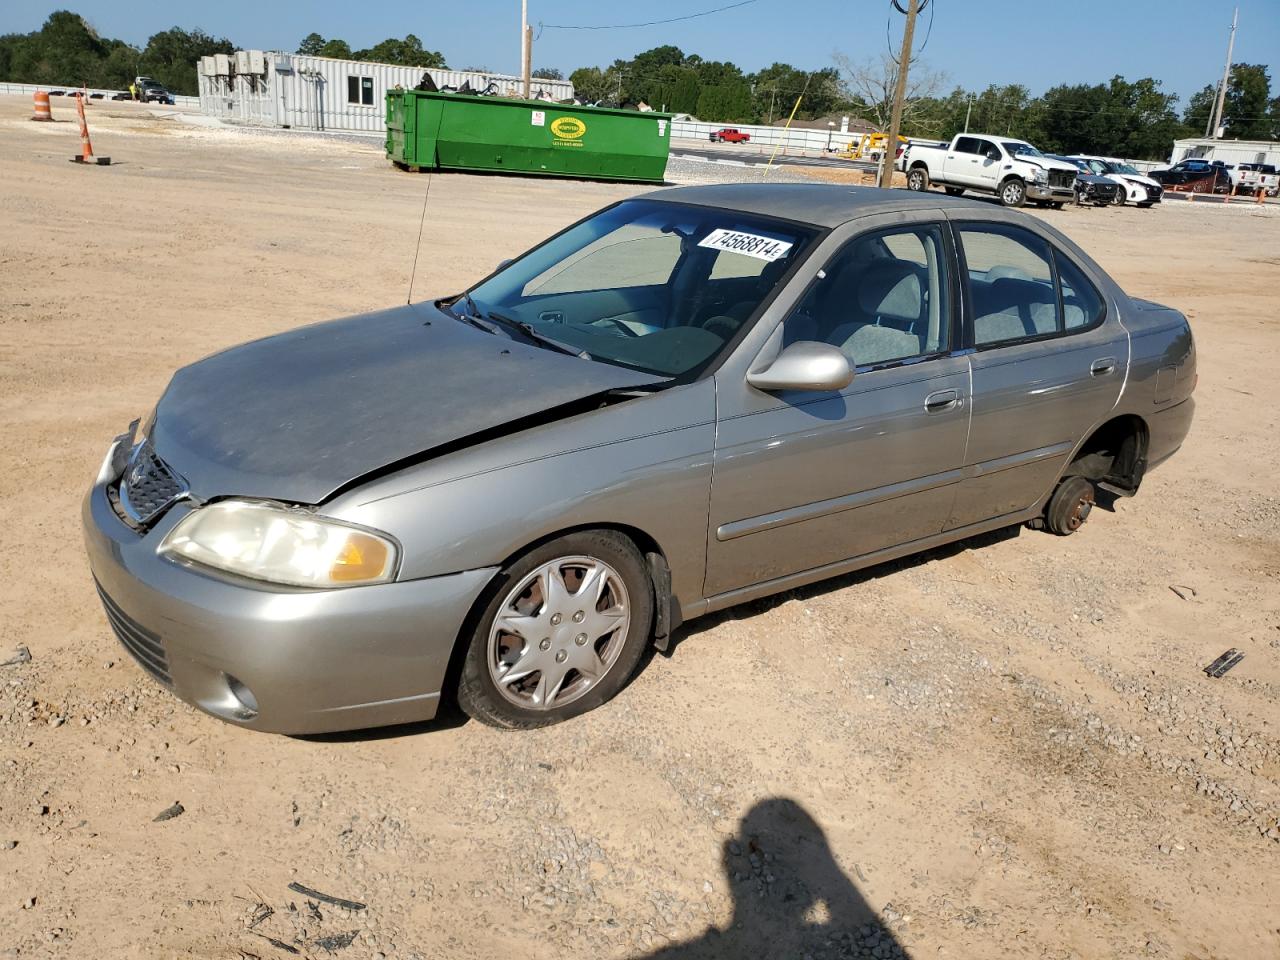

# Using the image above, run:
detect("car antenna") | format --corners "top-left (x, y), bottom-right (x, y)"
top-left (406, 171), bottom-right (436, 305)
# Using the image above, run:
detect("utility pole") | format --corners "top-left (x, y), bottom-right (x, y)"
top-left (1208, 6), bottom-right (1238, 139)
top-left (520, 0), bottom-right (531, 99)
top-left (878, 0), bottom-right (919, 188)
top-left (963, 93), bottom-right (973, 133)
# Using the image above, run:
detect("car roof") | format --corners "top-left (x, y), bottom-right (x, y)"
top-left (640, 183), bottom-right (995, 229)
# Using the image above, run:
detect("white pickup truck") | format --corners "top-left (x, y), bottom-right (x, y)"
top-left (903, 134), bottom-right (1079, 208)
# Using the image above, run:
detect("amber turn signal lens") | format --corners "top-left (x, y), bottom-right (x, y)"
top-left (329, 534), bottom-right (391, 582)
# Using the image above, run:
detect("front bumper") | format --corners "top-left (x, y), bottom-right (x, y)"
top-left (1027, 183), bottom-right (1075, 202)
top-left (83, 480), bottom-right (497, 734)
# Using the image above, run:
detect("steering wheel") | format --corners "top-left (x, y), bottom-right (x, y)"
top-left (700, 315), bottom-right (738, 339)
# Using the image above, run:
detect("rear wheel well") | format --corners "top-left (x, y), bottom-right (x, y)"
top-left (1064, 415), bottom-right (1149, 494)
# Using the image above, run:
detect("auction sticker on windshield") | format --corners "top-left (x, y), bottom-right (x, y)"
top-left (698, 228), bottom-right (793, 262)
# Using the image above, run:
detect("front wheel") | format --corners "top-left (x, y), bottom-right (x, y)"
top-left (457, 530), bottom-right (654, 729)
top-left (999, 179), bottom-right (1027, 207)
top-left (1111, 186), bottom-right (1126, 206)
top-left (944, 186), bottom-right (964, 197)
top-left (906, 168), bottom-right (929, 192)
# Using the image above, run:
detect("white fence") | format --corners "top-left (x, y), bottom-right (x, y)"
top-left (671, 119), bottom-right (856, 154)
top-left (0, 80), bottom-right (199, 107)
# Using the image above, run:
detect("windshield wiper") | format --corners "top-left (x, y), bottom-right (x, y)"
top-left (486, 310), bottom-right (592, 360)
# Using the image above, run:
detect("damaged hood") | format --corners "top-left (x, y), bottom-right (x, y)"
top-left (151, 303), bottom-right (664, 504)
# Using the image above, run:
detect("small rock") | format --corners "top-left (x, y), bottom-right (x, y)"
top-left (21, 897), bottom-right (36, 910)
top-left (3, 841), bottom-right (16, 850)
top-left (152, 801), bottom-right (184, 823)
top-left (34, 804), bottom-right (48, 816)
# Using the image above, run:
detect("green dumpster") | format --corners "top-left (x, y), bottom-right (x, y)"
top-left (386, 91), bottom-right (672, 183)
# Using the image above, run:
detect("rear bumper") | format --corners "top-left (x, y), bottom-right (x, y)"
top-left (83, 481), bottom-right (497, 734)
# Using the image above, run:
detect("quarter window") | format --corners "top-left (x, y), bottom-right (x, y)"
top-left (782, 225), bottom-right (951, 368)
top-left (1055, 253), bottom-right (1105, 329)
top-left (347, 75), bottom-right (374, 105)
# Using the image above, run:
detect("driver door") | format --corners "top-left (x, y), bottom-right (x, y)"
top-left (704, 220), bottom-right (972, 598)
top-left (971, 138), bottom-right (1003, 192)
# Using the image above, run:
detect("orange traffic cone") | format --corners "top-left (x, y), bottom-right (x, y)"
top-left (31, 90), bottom-right (52, 121)
top-left (70, 93), bottom-right (110, 166)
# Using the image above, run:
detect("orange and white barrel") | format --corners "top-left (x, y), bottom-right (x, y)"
top-left (32, 90), bottom-right (52, 121)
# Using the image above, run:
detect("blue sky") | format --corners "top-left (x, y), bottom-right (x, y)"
top-left (3, 1), bottom-right (1275, 105)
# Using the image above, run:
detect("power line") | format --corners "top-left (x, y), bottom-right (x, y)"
top-left (539, 0), bottom-right (761, 31)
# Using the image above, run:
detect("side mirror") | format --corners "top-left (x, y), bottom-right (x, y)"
top-left (986, 149), bottom-right (1001, 161)
top-left (747, 341), bottom-right (853, 393)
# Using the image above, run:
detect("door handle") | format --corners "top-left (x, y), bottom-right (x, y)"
top-left (924, 389), bottom-right (961, 412)
top-left (1090, 357), bottom-right (1117, 377)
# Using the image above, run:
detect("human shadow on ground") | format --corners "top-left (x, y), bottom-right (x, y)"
top-left (635, 798), bottom-right (911, 960)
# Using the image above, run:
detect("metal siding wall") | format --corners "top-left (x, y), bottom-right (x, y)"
top-left (207, 53), bottom-right (574, 135)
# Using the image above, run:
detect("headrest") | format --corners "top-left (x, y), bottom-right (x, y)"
top-left (857, 259), bottom-right (922, 321)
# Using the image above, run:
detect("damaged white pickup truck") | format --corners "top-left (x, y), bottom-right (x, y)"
top-left (904, 134), bottom-right (1079, 208)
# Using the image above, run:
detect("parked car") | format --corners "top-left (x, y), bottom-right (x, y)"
top-left (1232, 163), bottom-right (1279, 197)
top-left (904, 134), bottom-right (1079, 207)
top-left (1070, 156), bottom-right (1163, 206)
top-left (710, 128), bottom-right (750, 143)
top-left (1148, 158), bottom-right (1230, 194)
top-left (1051, 156), bottom-right (1119, 206)
top-left (84, 186), bottom-right (1196, 734)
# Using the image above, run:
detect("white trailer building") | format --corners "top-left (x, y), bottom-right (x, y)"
top-left (197, 51), bottom-right (574, 135)
top-left (1169, 137), bottom-right (1280, 167)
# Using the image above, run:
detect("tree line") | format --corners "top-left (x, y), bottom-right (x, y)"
top-left (0, 10), bottom-right (231, 95)
top-left (3, 13), bottom-right (1276, 159)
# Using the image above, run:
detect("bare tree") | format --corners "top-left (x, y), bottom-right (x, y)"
top-left (832, 51), bottom-right (945, 131)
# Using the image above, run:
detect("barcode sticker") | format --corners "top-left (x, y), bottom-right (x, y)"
top-left (698, 229), bottom-right (793, 262)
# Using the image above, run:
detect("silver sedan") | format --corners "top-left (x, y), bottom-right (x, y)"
top-left (84, 184), bottom-right (1196, 732)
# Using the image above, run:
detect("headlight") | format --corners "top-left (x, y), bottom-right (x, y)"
top-left (1029, 167), bottom-right (1047, 183)
top-left (159, 500), bottom-right (398, 588)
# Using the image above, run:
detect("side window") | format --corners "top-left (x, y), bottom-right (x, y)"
top-left (1055, 253), bottom-right (1105, 329)
top-left (959, 225), bottom-right (1060, 345)
top-left (783, 225), bottom-right (951, 368)
top-left (953, 136), bottom-right (979, 154)
top-left (973, 139), bottom-right (996, 158)
top-left (348, 76), bottom-right (374, 105)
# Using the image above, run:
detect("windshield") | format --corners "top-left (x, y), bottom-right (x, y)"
top-left (1113, 162), bottom-right (1140, 175)
top-left (1002, 141), bottom-right (1044, 159)
top-left (460, 199), bottom-right (816, 378)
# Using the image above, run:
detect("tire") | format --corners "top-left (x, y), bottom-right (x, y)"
top-left (457, 530), bottom-right (654, 729)
top-left (1049, 202), bottom-right (1065, 210)
top-left (999, 178), bottom-right (1027, 207)
top-left (1044, 476), bottom-right (1096, 536)
top-left (1111, 186), bottom-right (1126, 206)
top-left (906, 167), bottom-right (929, 192)
top-left (944, 186), bottom-right (964, 197)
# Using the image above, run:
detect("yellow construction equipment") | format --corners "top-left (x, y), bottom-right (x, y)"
top-left (837, 132), bottom-right (907, 161)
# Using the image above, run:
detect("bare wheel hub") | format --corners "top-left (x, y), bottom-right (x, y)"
top-left (487, 556), bottom-right (630, 711)
top-left (1067, 490), bottom-right (1095, 530)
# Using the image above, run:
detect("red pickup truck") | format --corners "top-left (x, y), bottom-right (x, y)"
top-left (710, 128), bottom-right (750, 144)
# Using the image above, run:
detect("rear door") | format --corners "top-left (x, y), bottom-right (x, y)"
top-left (945, 216), bottom-right (1127, 530)
top-left (947, 136), bottom-right (982, 186)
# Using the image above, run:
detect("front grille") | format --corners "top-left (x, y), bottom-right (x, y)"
top-left (119, 441), bottom-right (186, 526)
top-left (95, 581), bottom-right (172, 686)
top-left (1048, 169), bottom-right (1076, 189)
top-left (1146, 183), bottom-right (1163, 200)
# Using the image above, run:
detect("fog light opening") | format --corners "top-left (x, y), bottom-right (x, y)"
top-left (226, 675), bottom-right (259, 719)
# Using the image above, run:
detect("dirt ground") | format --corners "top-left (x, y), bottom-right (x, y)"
top-left (1, 96), bottom-right (1278, 960)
